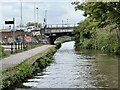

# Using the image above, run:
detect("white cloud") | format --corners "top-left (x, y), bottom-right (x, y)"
top-left (1, 1), bottom-right (85, 29)
top-left (61, 4), bottom-right (86, 24)
top-left (0, 0), bottom-right (80, 3)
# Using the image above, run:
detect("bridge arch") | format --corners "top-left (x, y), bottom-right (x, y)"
top-left (48, 32), bottom-right (73, 44)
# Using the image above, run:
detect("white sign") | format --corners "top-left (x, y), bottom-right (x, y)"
top-left (7, 37), bottom-right (14, 43)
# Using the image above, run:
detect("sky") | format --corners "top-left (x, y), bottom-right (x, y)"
top-left (0, 0), bottom-right (86, 29)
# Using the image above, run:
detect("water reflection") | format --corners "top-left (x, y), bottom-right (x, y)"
top-left (75, 48), bottom-right (118, 88)
top-left (9, 41), bottom-right (119, 89)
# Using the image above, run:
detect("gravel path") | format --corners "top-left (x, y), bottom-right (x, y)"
top-left (0, 45), bottom-right (53, 71)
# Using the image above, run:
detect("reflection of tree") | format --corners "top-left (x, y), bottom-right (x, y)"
top-left (76, 49), bottom-right (118, 88)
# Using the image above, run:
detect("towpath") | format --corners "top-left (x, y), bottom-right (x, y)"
top-left (0, 45), bottom-right (53, 71)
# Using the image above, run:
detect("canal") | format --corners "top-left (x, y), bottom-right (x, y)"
top-left (7, 41), bottom-right (119, 89)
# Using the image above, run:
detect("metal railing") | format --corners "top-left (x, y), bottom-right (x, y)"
top-left (46, 24), bottom-right (78, 28)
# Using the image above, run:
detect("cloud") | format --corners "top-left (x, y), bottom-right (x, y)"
top-left (0, 0), bottom-right (79, 3)
top-left (61, 5), bottom-right (86, 24)
top-left (1, 1), bottom-right (85, 29)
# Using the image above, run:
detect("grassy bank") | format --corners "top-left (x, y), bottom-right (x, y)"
top-left (0, 44), bottom-right (60, 90)
top-left (74, 20), bottom-right (120, 55)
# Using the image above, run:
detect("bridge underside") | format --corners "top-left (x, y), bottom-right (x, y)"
top-left (45, 32), bottom-right (73, 44)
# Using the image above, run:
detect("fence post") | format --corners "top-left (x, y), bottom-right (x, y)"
top-left (11, 43), bottom-right (13, 54)
top-left (15, 42), bottom-right (17, 52)
top-left (21, 43), bottom-right (22, 50)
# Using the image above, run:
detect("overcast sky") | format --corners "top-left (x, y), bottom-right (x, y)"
top-left (1, 0), bottom-right (86, 29)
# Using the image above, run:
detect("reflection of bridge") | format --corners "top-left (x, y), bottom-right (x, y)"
top-left (41, 24), bottom-right (78, 44)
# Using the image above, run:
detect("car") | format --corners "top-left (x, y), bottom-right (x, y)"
top-left (27, 26), bottom-right (36, 32)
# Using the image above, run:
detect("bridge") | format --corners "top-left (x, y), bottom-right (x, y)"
top-left (41, 24), bottom-right (78, 44)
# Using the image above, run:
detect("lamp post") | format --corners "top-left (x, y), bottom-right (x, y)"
top-left (67, 18), bottom-right (68, 27)
top-left (20, 0), bottom-right (25, 50)
top-left (36, 7), bottom-right (38, 29)
top-left (34, 2), bottom-right (36, 26)
top-left (20, 0), bottom-right (22, 29)
top-left (13, 18), bottom-right (15, 53)
top-left (45, 10), bottom-right (47, 25)
top-left (62, 20), bottom-right (63, 27)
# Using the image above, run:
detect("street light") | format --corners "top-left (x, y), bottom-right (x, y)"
top-left (34, 2), bottom-right (36, 26)
top-left (43, 10), bottom-right (47, 28)
top-left (36, 7), bottom-right (38, 29)
top-left (67, 18), bottom-right (68, 27)
top-left (45, 10), bottom-right (47, 25)
top-left (62, 20), bottom-right (63, 27)
top-left (20, 0), bottom-right (25, 49)
top-left (20, 0), bottom-right (23, 29)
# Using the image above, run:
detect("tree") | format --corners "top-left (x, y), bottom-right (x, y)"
top-left (26, 22), bottom-right (41, 28)
top-left (73, 1), bottom-right (120, 43)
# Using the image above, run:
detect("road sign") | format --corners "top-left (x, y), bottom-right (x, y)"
top-left (16, 39), bottom-right (23, 43)
top-left (24, 36), bottom-right (32, 42)
top-left (5, 21), bottom-right (14, 24)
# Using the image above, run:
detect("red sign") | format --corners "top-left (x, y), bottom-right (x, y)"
top-left (24, 36), bottom-right (32, 42)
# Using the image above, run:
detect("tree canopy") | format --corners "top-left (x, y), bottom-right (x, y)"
top-left (73, 1), bottom-right (120, 43)
top-left (72, 1), bottom-right (120, 54)
top-left (26, 22), bottom-right (41, 28)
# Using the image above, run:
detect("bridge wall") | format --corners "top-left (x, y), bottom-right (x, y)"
top-left (41, 24), bottom-right (76, 44)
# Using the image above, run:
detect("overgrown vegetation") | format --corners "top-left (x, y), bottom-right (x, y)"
top-left (0, 46), bottom-right (10, 58)
top-left (72, 1), bottom-right (120, 55)
top-left (0, 46), bottom-right (57, 90)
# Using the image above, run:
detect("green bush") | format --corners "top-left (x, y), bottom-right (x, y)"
top-left (81, 39), bottom-right (93, 49)
top-left (0, 47), bottom-right (10, 58)
top-left (1, 46), bottom-right (57, 89)
top-left (111, 44), bottom-right (120, 54)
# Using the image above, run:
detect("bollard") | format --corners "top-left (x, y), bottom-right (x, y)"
top-left (23, 42), bottom-right (26, 50)
top-left (11, 43), bottom-right (13, 54)
top-left (15, 43), bottom-right (17, 51)
top-left (21, 43), bottom-right (22, 50)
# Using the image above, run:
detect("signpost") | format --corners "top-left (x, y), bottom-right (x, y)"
top-left (5, 18), bottom-right (15, 54)
top-left (5, 21), bottom-right (14, 24)
top-left (16, 39), bottom-right (23, 43)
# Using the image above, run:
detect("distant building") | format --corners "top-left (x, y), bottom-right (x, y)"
top-left (0, 29), bottom-right (24, 44)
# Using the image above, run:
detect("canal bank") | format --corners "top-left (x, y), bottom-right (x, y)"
top-left (6, 41), bottom-right (119, 89)
top-left (0, 43), bottom-right (61, 90)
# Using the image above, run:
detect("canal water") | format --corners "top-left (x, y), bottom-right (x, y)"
top-left (8, 41), bottom-right (119, 89)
